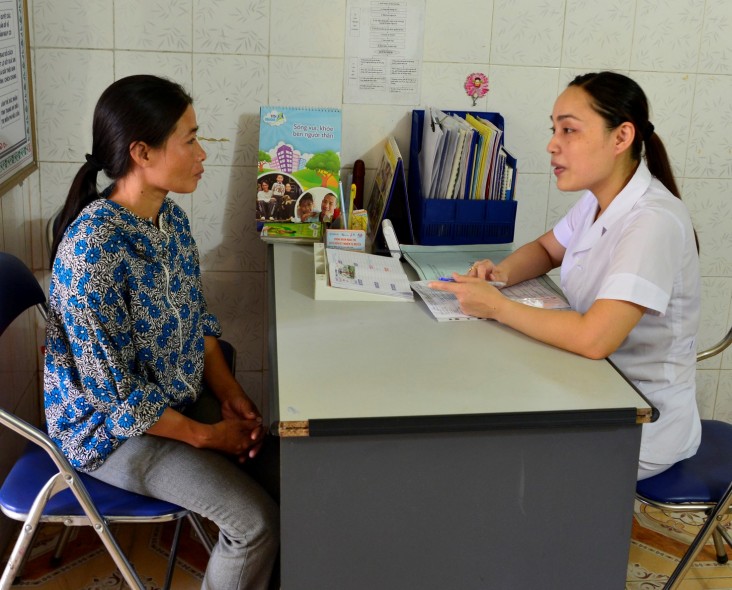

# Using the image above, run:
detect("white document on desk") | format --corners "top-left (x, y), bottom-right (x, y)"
top-left (326, 248), bottom-right (414, 300)
top-left (411, 276), bottom-right (569, 321)
top-left (410, 281), bottom-right (478, 321)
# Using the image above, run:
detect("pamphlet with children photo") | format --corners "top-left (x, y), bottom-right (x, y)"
top-left (257, 106), bottom-right (342, 237)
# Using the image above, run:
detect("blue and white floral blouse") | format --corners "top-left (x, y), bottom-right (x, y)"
top-left (44, 197), bottom-right (221, 472)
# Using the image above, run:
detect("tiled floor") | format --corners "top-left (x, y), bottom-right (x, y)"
top-left (3, 503), bottom-right (732, 589)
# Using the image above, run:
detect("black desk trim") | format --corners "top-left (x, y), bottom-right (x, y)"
top-left (274, 407), bottom-right (640, 437)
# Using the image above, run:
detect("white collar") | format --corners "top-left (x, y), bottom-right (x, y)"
top-left (573, 161), bottom-right (652, 253)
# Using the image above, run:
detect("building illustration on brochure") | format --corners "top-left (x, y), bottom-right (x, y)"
top-left (256, 106), bottom-right (342, 232)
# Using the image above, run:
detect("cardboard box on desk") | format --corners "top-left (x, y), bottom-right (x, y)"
top-left (407, 109), bottom-right (517, 246)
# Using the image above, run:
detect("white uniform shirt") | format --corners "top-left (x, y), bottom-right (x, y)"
top-left (553, 161), bottom-right (701, 465)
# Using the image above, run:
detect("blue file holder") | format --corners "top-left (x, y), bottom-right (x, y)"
top-left (408, 110), bottom-right (517, 246)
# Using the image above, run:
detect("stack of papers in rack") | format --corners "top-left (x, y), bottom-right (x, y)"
top-left (419, 107), bottom-right (517, 202)
top-left (325, 248), bottom-right (413, 300)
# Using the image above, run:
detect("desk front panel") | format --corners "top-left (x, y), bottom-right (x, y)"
top-left (280, 423), bottom-right (641, 590)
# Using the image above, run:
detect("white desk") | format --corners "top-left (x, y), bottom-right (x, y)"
top-left (268, 243), bottom-right (653, 590)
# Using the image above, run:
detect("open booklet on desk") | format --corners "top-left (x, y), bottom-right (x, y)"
top-left (401, 244), bottom-right (569, 321)
top-left (324, 247), bottom-right (413, 301)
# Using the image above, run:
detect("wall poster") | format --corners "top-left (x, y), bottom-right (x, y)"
top-left (0, 0), bottom-right (35, 197)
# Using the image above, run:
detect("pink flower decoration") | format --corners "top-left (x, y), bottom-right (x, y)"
top-left (465, 73), bottom-right (489, 105)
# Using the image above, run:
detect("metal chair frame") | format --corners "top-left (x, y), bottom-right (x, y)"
top-left (0, 252), bottom-right (215, 590)
top-left (635, 325), bottom-right (732, 589)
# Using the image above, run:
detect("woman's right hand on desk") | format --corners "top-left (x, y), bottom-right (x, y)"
top-left (468, 259), bottom-right (509, 285)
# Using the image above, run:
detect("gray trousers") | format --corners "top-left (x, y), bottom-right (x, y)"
top-left (89, 393), bottom-right (280, 590)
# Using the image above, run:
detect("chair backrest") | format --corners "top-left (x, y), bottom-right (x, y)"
top-left (0, 252), bottom-right (46, 336)
top-left (697, 325), bottom-right (732, 362)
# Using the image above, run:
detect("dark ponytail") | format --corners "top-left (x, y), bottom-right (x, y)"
top-left (569, 72), bottom-right (680, 199)
top-left (49, 75), bottom-right (193, 264)
top-left (50, 163), bottom-right (102, 265)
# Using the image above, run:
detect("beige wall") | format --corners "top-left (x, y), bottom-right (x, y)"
top-left (1, 0), bottom-right (731, 551)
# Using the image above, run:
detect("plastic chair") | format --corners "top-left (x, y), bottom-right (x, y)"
top-left (0, 251), bottom-right (215, 590)
top-left (636, 325), bottom-right (732, 589)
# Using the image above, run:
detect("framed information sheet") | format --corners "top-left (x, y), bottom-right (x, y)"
top-left (0, 0), bottom-right (35, 196)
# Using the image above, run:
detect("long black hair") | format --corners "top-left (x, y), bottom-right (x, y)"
top-left (49, 75), bottom-right (193, 264)
top-left (569, 71), bottom-right (680, 199)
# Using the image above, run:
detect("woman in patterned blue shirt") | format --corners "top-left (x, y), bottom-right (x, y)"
top-left (45, 75), bottom-right (278, 590)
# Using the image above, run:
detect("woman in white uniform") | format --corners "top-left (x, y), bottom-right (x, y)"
top-left (430, 71), bottom-right (701, 480)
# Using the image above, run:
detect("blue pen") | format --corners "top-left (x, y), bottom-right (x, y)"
top-left (437, 277), bottom-right (506, 288)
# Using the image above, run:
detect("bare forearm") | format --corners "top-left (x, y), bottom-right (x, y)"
top-left (146, 407), bottom-right (211, 447)
top-left (147, 406), bottom-right (262, 458)
top-left (500, 239), bottom-right (558, 286)
top-left (494, 298), bottom-right (644, 360)
top-left (495, 301), bottom-right (595, 357)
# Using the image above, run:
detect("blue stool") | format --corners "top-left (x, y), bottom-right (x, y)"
top-left (637, 419), bottom-right (732, 589)
top-left (0, 252), bottom-right (217, 590)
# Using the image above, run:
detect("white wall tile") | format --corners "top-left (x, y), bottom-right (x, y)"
top-left (270, 0), bottom-right (346, 58)
top-left (114, 0), bottom-right (192, 51)
top-left (546, 182), bottom-right (582, 232)
top-left (193, 0), bottom-right (269, 55)
top-left (114, 51), bottom-right (192, 87)
top-left (684, 179), bottom-right (732, 277)
top-left (698, 278), bottom-right (732, 369)
top-left (27, 171), bottom-right (44, 270)
top-left (631, 0), bottom-right (704, 72)
top-left (699, 1), bottom-right (732, 75)
top-left (562, 0), bottom-right (635, 70)
top-left (269, 57), bottom-right (344, 108)
top-left (491, 0), bottom-right (565, 67)
top-left (423, 0), bottom-right (493, 63)
top-left (714, 370), bottom-right (732, 422)
top-left (341, 104), bottom-right (412, 169)
top-left (697, 369), bottom-right (718, 419)
top-left (192, 164), bottom-right (267, 273)
top-left (421, 63), bottom-right (492, 112)
top-left (685, 75), bottom-right (732, 178)
top-left (34, 49), bottom-right (113, 162)
top-left (0, 312), bottom-right (36, 409)
top-left (723, 298), bottom-right (732, 369)
top-left (192, 55), bottom-right (268, 167)
top-left (488, 66), bottom-right (560, 174)
top-left (0, 183), bottom-right (28, 261)
top-left (202, 270), bottom-right (266, 373)
top-left (513, 173), bottom-right (549, 249)
top-left (632, 71), bottom-right (695, 179)
top-left (32, 0), bottom-right (113, 49)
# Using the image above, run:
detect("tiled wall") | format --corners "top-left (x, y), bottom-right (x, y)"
top-left (1, 0), bottom-right (731, 546)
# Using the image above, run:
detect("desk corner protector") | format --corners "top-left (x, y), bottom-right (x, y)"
top-left (273, 420), bottom-right (310, 437)
top-left (636, 407), bottom-right (654, 424)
